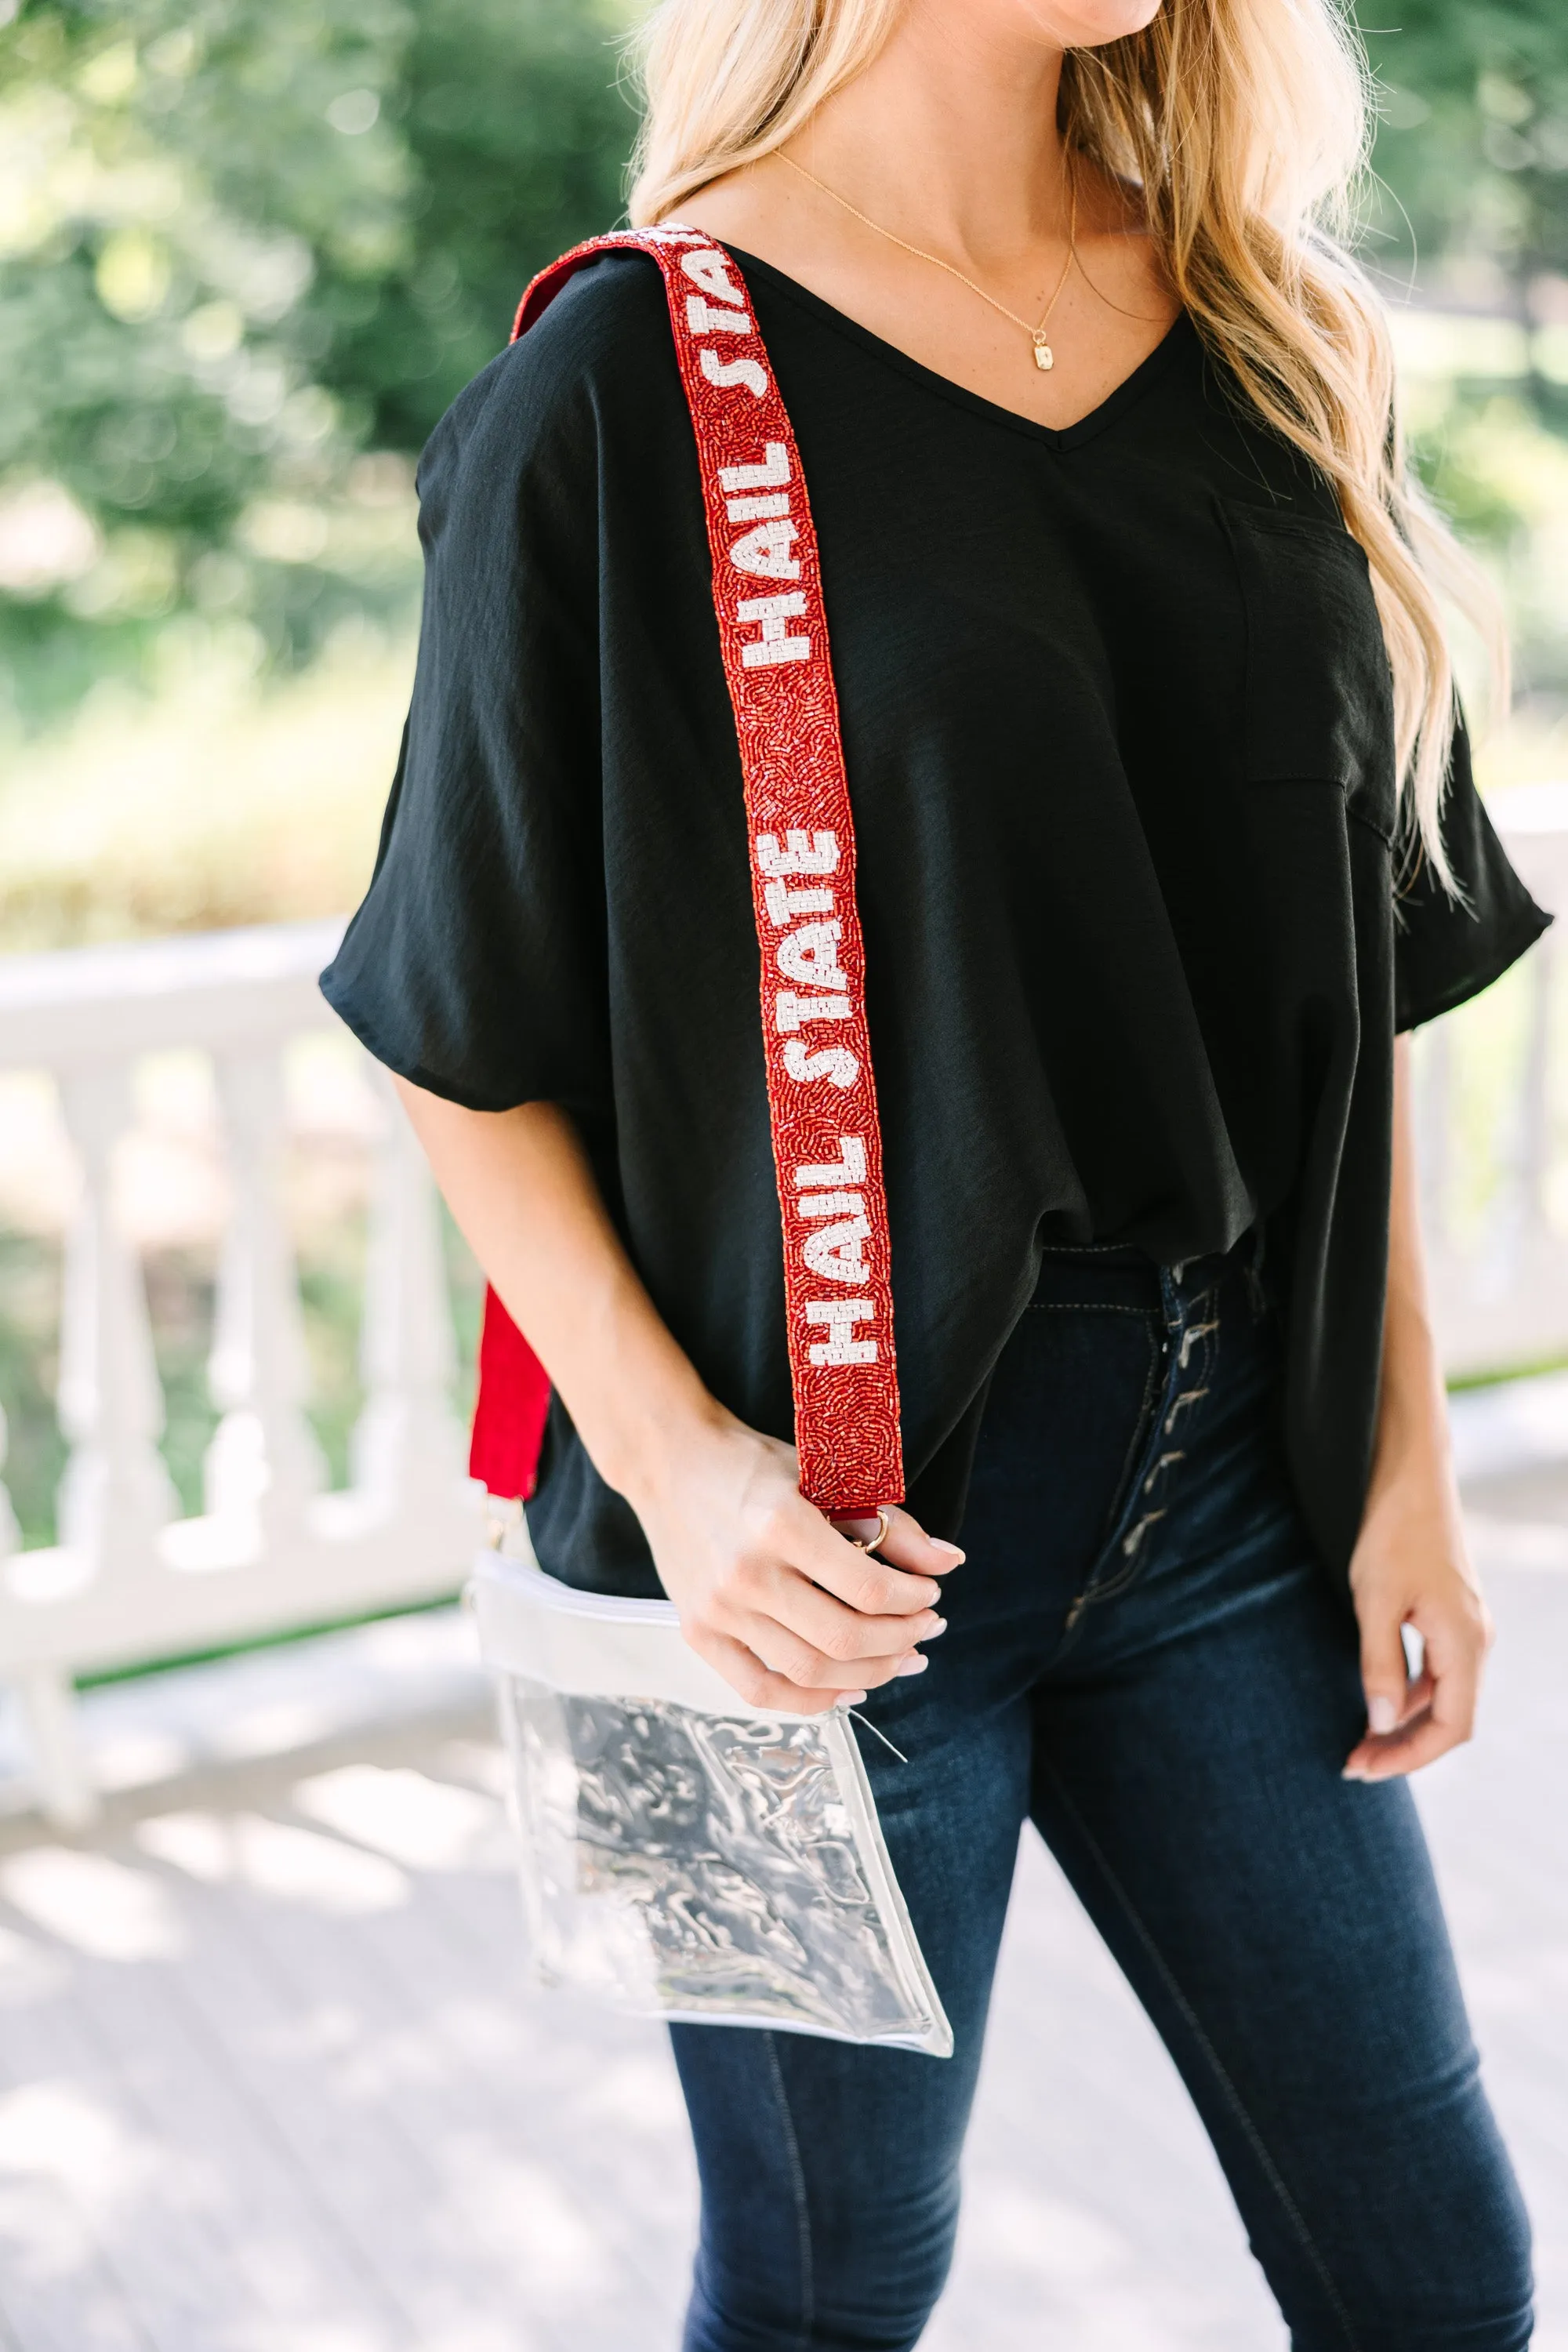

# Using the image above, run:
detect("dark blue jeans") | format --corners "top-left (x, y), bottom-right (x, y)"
top-left (670, 1245), bottom-right (1532, 2350)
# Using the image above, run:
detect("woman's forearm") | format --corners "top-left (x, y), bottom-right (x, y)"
top-left (1369, 1036), bottom-right (1456, 1500)
top-left (1344, 1033), bottom-right (1489, 1779)
top-left (392, 1082), bottom-right (722, 1513)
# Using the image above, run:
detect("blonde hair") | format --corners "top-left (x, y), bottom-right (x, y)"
top-left (628, 0), bottom-right (1504, 887)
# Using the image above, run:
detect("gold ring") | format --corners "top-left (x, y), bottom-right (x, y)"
top-left (843, 1508), bottom-right (891, 1553)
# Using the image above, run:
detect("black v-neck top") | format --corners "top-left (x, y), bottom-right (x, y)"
top-left (321, 244), bottom-right (1549, 1597)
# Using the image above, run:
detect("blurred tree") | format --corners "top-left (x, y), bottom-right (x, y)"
top-left (1356, 0), bottom-right (1568, 694)
top-left (1360, 0), bottom-right (1568, 395)
top-left (334, 0), bottom-right (638, 452)
top-left (0, 0), bottom-right (635, 727)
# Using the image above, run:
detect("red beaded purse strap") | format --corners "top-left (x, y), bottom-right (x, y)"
top-left (469, 226), bottom-right (903, 1519)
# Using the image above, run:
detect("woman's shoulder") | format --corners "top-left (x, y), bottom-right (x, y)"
top-left (506, 241), bottom-right (678, 392)
top-left (417, 246), bottom-right (684, 506)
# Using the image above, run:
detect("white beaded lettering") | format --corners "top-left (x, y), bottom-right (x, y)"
top-left (776, 921), bottom-right (848, 991)
top-left (782, 1042), bottom-right (859, 1087)
top-left (686, 295), bottom-right (753, 336)
top-left (699, 349), bottom-right (768, 399)
top-left (679, 249), bottom-right (746, 304)
top-left (729, 517), bottom-right (800, 580)
top-left (794, 1138), bottom-right (867, 1188)
top-left (737, 592), bottom-right (810, 666)
top-left (797, 1191), bottom-right (866, 1220)
top-left (804, 1218), bottom-right (870, 1283)
top-left (804, 1298), bottom-right (878, 1364)
top-left (720, 443), bottom-right (791, 492)
top-left (763, 880), bottom-right (834, 926)
top-left (757, 830), bottom-right (839, 877)
top-left (726, 491), bottom-right (791, 523)
top-left (775, 990), bottom-right (851, 1032)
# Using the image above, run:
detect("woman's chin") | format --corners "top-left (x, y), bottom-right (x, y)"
top-left (1013, 0), bottom-right (1164, 49)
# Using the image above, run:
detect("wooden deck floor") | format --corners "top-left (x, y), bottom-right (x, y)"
top-left (0, 1526), bottom-right (1563, 2350)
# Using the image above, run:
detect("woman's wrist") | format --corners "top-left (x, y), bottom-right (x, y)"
top-left (1367, 1272), bottom-right (1454, 1494)
top-left (1364, 1388), bottom-right (1461, 1522)
top-left (582, 1350), bottom-right (739, 1520)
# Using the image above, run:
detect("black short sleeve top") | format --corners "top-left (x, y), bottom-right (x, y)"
top-left (321, 245), bottom-right (1550, 1596)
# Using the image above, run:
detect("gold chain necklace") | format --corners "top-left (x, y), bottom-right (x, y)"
top-left (779, 151), bottom-right (1078, 372)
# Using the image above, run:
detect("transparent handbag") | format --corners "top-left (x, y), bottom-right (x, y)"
top-left (469, 1530), bottom-right (953, 2056)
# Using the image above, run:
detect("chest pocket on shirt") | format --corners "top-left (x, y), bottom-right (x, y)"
top-left (1221, 497), bottom-right (1397, 844)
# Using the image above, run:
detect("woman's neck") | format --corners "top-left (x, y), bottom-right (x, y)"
top-left (792, 3), bottom-right (1073, 271)
top-left (671, 0), bottom-right (1174, 436)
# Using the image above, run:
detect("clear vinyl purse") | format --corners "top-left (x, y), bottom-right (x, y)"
top-left (466, 224), bottom-right (950, 2059)
top-left (470, 1530), bottom-right (952, 2055)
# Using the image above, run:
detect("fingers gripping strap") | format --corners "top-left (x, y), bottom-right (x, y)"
top-left (491, 226), bottom-right (904, 1517)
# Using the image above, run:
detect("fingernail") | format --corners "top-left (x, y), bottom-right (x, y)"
top-left (895, 1655), bottom-right (928, 1677)
top-left (930, 1541), bottom-right (966, 1561)
top-left (925, 1616), bottom-right (948, 1638)
top-left (1341, 1763), bottom-right (1367, 1781)
top-left (839, 1691), bottom-right (868, 1708)
top-left (1367, 1696), bottom-right (1398, 1735)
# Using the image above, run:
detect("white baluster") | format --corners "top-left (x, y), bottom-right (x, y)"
top-left (1414, 1022), bottom-right (1452, 1258)
top-left (204, 1049), bottom-right (325, 1534)
top-left (1480, 940), bottom-right (1555, 1290)
top-left (18, 1671), bottom-right (97, 1830)
top-left (1512, 934), bottom-right (1555, 1247)
top-left (349, 1065), bottom-right (468, 1516)
top-left (0, 1417), bottom-right (89, 1824)
top-left (54, 1067), bottom-right (177, 1573)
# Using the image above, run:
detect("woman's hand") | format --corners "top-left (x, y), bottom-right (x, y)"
top-left (1344, 1446), bottom-right (1491, 1781)
top-left (633, 1409), bottom-right (962, 1714)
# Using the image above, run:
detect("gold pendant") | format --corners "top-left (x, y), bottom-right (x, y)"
top-left (1033, 338), bottom-right (1054, 371)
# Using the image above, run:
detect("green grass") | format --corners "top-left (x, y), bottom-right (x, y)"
top-left (0, 627), bottom-right (414, 953)
top-left (73, 1591), bottom-right (463, 1693)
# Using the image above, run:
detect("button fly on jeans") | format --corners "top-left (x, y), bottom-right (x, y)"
top-left (1143, 1448), bottom-right (1185, 1494)
top-left (1120, 1506), bottom-right (1167, 1559)
top-left (1163, 1386), bottom-right (1210, 1435)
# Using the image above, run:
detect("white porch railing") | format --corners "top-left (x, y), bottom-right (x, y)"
top-left (0, 919), bottom-right (480, 1827)
top-left (1421, 786), bottom-right (1568, 1375)
top-left (0, 794), bottom-right (1563, 1827)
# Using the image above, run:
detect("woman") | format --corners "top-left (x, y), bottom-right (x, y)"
top-left (321, 0), bottom-right (1551, 2339)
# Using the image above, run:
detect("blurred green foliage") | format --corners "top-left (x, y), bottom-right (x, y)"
top-left (1361, 0), bottom-right (1568, 309)
top-left (1357, 0), bottom-right (1568, 688)
top-left (0, 0), bottom-right (634, 729)
top-left (1363, 0), bottom-right (1568, 553)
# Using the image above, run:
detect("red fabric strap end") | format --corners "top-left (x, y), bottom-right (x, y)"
top-left (469, 1283), bottom-right (551, 1501)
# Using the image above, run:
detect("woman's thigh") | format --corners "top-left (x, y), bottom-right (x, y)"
top-left (669, 1692), bottom-right (1029, 2352)
top-left (1032, 1493), bottom-right (1533, 2351)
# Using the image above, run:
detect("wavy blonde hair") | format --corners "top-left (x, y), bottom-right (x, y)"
top-left (627, 0), bottom-right (1504, 887)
